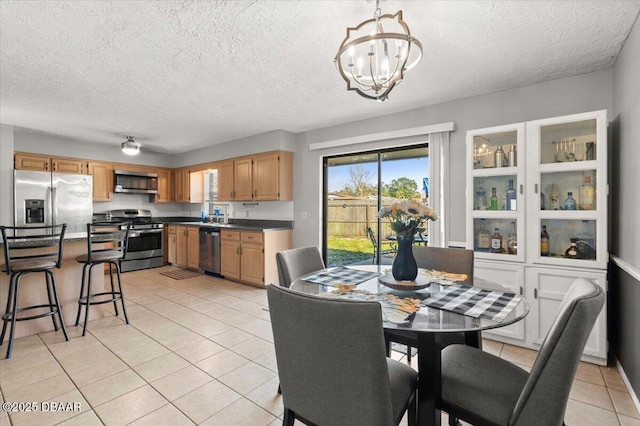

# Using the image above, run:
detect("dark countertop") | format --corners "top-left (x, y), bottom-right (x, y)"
top-left (1, 232), bottom-right (118, 248)
top-left (158, 218), bottom-right (294, 232)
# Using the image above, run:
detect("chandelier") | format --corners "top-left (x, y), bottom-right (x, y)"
top-left (121, 136), bottom-right (141, 156)
top-left (334, 0), bottom-right (423, 101)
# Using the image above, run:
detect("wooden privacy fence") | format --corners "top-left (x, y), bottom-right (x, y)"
top-left (327, 198), bottom-right (392, 237)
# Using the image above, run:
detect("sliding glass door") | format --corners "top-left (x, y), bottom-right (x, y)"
top-left (323, 145), bottom-right (429, 266)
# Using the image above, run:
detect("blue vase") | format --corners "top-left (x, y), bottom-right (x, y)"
top-left (392, 234), bottom-right (418, 281)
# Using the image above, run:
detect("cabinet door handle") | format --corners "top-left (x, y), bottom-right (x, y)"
top-left (519, 184), bottom-right (523, 194)
top-left (534, 183), bottom-right (538, 194)
top-left (519, 286), bottom-right (523, 295)
top-left (534, 288), bottom-right (538, 299)
top-left (254, 189), bottom-right (257, 198)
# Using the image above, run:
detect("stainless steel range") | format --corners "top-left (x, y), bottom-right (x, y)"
top-left (105, 209), bottom-right (164, 272)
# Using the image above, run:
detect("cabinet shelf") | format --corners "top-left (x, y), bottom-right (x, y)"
top-left (471, 211), bottom-right (519, 219)
top-left (537, 160), bottom-right (599, 174)
top-left (471, 166), bottom-right (518, 177)
top-left (537, 210), bottom-right (599, 220)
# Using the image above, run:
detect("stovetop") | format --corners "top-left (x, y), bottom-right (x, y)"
top-left (94, 209), bottom-right (164, 229)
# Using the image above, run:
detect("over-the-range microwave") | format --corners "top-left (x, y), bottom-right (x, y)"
top-left (114, 170), bottom-right (158, 194)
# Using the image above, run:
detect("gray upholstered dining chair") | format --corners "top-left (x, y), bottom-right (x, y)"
top-left (275, 246), bottom-right (325, 288)
top-left (267, 284), bottom-right (417, 426)
top-left (438, 278), bottom-right (604, 426)
top-left (385, 246), bottom-right (475, 361)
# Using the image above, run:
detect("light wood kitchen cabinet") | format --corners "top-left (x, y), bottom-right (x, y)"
top-left (217, 161), bottom-right (235, 201)
top-left (216, 151), bottom-right (293, 202)
top-left (173, 169), bottom-right (204, 203)
top-left (220, 231), bottom-right (241, 280)
top-left (173, 169), bottom-right (190, 202)
top-left (88, 162), bottom-right (113, 201)
top-left (233, 158), bottom-right (254, 201)
top-left (167, 226), bottom-right (177, 264)
top-left (253, 151), bottom-right (293, 200)
top-left (187, 227), bottom-right (200, 269)
top-left (155, 169), bottom-right (172, 203)
top-left (220, 229), bottom-right (292, 287)
top-left (15, 153), bottom-right (88, 174)
top-left (171, 225), bottom-right (200, 270)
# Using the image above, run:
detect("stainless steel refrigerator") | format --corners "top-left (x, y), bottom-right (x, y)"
top-left (14, 170), bottom-right (93, 234)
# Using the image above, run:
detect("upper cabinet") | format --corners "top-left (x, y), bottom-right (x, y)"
top-left (13, 149), bottom-right (293, 204)
top-left (525, 110), bottom-right (608, 269)
top-left (217, 151), bottom-right (293, 202)
top-left (172, 168), bottom-right (204, 203)
top-left (15, 153), bottom-right (88, 174)
top-left (467, 110), bottom-right (607, 268)
top-left (155, 168), bottom-right (172, 203)
top-left (88, 162), bottom-right (113, 201)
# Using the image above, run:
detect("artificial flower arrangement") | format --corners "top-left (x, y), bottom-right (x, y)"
top-left (378, 199), bottom-right (439, 237)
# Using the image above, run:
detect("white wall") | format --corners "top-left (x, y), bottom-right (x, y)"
top-left (293, 70), bottom-right (614, 249)
top-left (174, 129), bottom-right (296, 168)
top-left (0, 124), bottom-right (14, 225)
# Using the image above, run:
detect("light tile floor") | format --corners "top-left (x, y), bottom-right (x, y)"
top-left (0, 266), bottom-right (638, 425)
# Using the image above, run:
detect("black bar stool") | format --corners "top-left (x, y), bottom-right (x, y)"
top-left (75, 222), bottom-right (131, 336)
top-left (0, 224), bottom-right (68, 359)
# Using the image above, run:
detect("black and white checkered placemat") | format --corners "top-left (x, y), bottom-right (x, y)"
top-left (423, 285), bottom-right (521, 322)
top-left (302, 267), bottom-right (381, 287)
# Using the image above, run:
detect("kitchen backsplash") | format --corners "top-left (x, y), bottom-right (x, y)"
top-left (94, 194), bottom-right (294, 221)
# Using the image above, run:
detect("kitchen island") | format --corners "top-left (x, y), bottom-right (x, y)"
top-left (0, 235), bottom-right (107, 339)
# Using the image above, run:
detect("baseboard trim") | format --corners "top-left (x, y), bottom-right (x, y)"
top-left (610, 254), bottom-right (640, 282)
top-left (615, 355), bottom-right (640, 415)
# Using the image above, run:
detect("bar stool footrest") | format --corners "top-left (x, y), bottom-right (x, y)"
top-left (2, 304), bottom-right (60, 322)
top-left (78, 292), bottom-right (123, 306)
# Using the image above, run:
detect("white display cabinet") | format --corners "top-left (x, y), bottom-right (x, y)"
top-left (466, 123), bottom-right (526, 263)
top-left (466, 110), bottom-right (608, 365)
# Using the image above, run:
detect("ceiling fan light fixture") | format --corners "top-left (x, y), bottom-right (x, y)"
top-left (334, 0), bottom-right (423, 101)
top-left (121, 136), bottom-right (141, 156)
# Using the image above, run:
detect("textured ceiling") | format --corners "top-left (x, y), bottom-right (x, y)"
top-left (1, 0), bottom-right (638, 154)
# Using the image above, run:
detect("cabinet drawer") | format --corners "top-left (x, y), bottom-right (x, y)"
top-left (221, 230), bottom-right (240, 241)
top-left (241, 232), bottom-right (263, 244)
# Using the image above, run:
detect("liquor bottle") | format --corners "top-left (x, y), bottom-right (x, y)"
top-left (475, 180), bottom-right (487, 210)
top-left (507, 221), bottom-right (517, 255)
top-left (579, 176), bottom-right (595, 210)
top-left (477, 219), bottom-right (490, 252)
top-left (490, 187), bottom-right (498, 210)
top-left (506, 179), bottom-right (517, 211)
top-left (494, 145), bottom-right (506, 168)
top-left (564, 239), bottom-right (584, 259)
top-left (490, 228), bottom-right (503, 253)
top-left (541, 225), bottom-right (550, 256)
top-left (508, 144), bottom-right (517, 167)
top-left (564, 192), bottom-right (577, 210)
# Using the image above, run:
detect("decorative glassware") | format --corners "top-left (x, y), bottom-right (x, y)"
top-left (549, 183), bottom-right (560, 210)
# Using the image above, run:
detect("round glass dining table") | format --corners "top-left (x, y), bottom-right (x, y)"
top-left (291, 264), bottom-right (530, 426)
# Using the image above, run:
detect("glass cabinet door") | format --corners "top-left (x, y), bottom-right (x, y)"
top-left (467, 123), bottom-right (526, 262)
top-left (526, 110), bottom-right (607, 269)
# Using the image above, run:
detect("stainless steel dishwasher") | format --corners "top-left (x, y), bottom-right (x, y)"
top-left (199, 229), bottom-right (221, 275)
